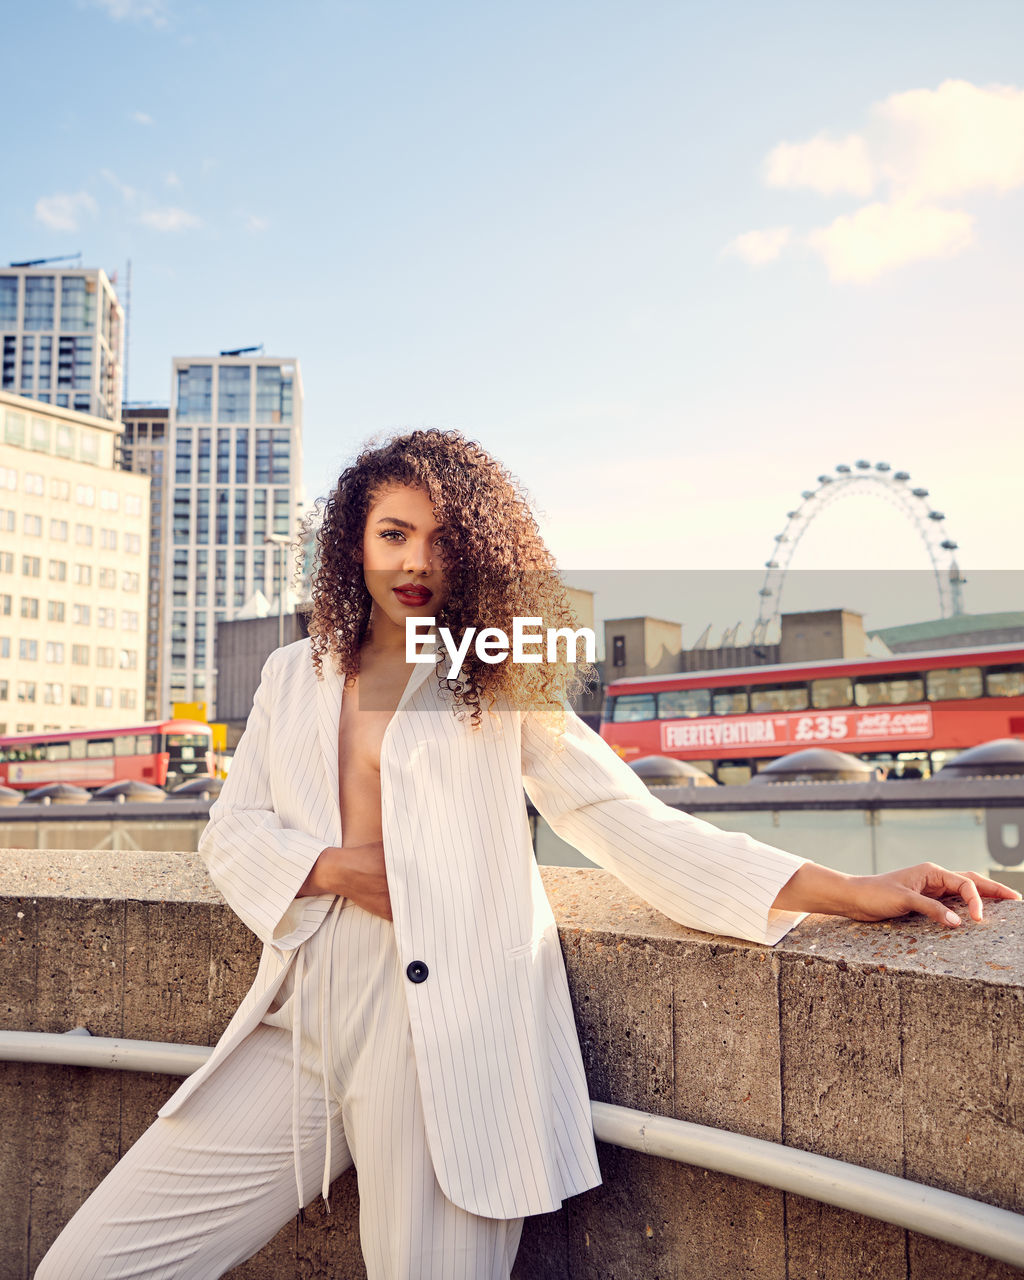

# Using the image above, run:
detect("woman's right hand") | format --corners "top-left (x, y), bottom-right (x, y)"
top-left (297, 842), bottom-right (392, 920)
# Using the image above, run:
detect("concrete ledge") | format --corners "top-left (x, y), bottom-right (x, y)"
top-left (2, 850), bottom-right (1022, 1279)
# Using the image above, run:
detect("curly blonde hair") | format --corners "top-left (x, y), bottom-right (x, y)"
top-left (299, 428), bottom-right (593, 727)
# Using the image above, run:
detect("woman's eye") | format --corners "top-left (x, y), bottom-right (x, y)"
top-left (379, 529), bottom-right (404, 541)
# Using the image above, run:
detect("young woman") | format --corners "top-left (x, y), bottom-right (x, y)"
top-left (37, 429), bottom-right (1018, 1280)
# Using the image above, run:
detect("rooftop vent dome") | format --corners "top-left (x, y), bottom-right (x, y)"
top-left (752, 748), bottom-right (876, 784)
top-left (22, 782), bottom-right (92, 805)
top-left (628, 755), bottom-right (718, 787)
top-left (91, 780), bottom-right (168, 803)
top-left (935, 739), bottom-right (1024, 779)
top-left (0, 784), bottom-right (23, 806)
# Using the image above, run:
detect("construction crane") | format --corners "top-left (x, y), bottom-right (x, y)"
top-left (220, 344), bottom-right (264, 357)
top-left (8, 252), bottom-right (83, 268)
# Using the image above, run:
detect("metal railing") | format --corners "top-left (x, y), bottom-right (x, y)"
top-left (3, 1028), bottom-right (1023, 1269)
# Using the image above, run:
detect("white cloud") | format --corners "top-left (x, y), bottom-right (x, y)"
top-left (244, 214), bottom-right (270, 232)
top-left (733, 79), bottom-right (1024, 281)
top-left (139, 206), bottom-right (201, 232)
top-left (723, 226), bottom-right (791, 265)
top-left (101, 168), bottom-right (137, 203)
top-left (164, 170), bottom-right (181, 188)
top-left (765, 133), bottom-right (875, 198)
top-left (873, 79), bottom-right (1024, 201)
top-left (132, 110), bottom-right (154, 125)
top-left (88, 0), bottom-right (167, 26)
top-left (34, 191), bottom-right (97, 232)
top-left (806, 200), bottom-right (974, 283)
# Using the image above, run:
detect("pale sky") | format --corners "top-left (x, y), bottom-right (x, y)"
top-left (5, 0), bottom-right (1023, 640)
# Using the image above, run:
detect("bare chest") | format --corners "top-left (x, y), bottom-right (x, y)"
top-left (336, 666), bottom-right (410, 830)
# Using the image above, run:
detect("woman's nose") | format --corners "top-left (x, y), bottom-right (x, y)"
top-left (402, 541), bottom-right (431, 574)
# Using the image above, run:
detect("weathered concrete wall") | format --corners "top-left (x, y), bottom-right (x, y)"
top-left (1, 850), bottom-right (1021, 1279)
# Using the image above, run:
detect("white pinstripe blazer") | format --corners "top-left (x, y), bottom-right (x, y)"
top-left (158, 636), bottom-right (808, 1218)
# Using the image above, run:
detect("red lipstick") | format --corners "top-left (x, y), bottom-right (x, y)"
top-left (393, 584), bottom-right (433, 607)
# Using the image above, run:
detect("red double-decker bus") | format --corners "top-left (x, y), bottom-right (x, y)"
top-left (0, 719), bottom-right (215, 793)
top-left (600, 643), bottom-right (1024, 783)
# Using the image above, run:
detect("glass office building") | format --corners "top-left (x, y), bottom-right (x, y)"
top-left (0, 268), bottom-right (124, 422)
top-left (162, 356), bottom-right (305, 715)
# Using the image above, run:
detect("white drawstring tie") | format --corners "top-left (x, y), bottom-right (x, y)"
top-left (290, 895), bottom-right (347, 1217)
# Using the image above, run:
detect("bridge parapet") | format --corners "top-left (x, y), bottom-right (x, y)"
top-left (1, 849), bottom-right (1021, 1279)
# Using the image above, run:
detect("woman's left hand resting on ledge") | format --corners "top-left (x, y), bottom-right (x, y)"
top-left (772, 860), bottom-right (1021, 928)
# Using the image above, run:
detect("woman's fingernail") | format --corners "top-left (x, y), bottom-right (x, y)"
top-left (945, 910), bottom-right (960, 926)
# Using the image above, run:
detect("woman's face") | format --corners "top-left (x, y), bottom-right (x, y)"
top-left (361, 482), bottom-right (449, 640)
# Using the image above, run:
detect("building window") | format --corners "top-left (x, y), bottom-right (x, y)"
top-left (0, 552), bottom-right (11, 574)
top-left (72, 563), bottom-right (92, 586)
top-left (124, 533), bottom-right (140, 554)
top-left (22, 556), bottom-right (41, 577)
top-left (73, 603), bottom-right (91, 625)
top-left (72, 645), bottom-right (89, 664)
top-left (95, 686), bottom-right (113, 708)
top-left (60, 276), bottom-right (96, 331)
top-left (100, 528), bottom-right (117, 550)
top-left (49, 519), bottom-right (68, 541)
top-left (47, 600), bottom-right (65, 622)
top-left (74, 524), bottom-right (93, 546)
top-left (255, 364), bottom-right (294, 424)
top-left (271, 429), bottom-right (291, 484)
top-left (218, 365), bottom-right (251, 423)
top-left (0, 509), bottom-right (13, 533)
top-left (17, 681), bottom-right (37, 703)
top-left (175, 365), bottom-right (213, 422)
top-left (75, 483), bottom-right (95, 506)
top-left (235, 428), bottom-right (249, 483)
top-left (96, 646), bottom-right (114, 667)
top-left (19, 639), bottom-right (39, 660)
top-left (119, 688), bottom-right (137, 709)
top-left (70, 685), bottom-right (88, 706)
top-left (44, 682), bottom-right (65, 705)
top-left (45, 641), bottom-right (65, 662)
top-left (0, 275), bottom-right (17, 327)
top-left (24, 277), bottom-right (55, 330)
top-left (234, 489), bottom-right (247, 545)
top-left (98, 607), bottom-right (116, 628)
top-left (21, 597), bottom-right (39, 619)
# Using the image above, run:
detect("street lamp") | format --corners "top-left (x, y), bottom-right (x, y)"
top-left (263, 533), bottom-right (292, 650)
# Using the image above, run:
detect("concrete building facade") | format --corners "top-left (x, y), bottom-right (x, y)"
top-left (0, 391), bottom-right (150, 735)
top-left (161, 355), bottom-right (306, 715)
top-left (0, 266), bottom-right (123, 422)
top-left (117, 406), bottom-right (169, 721)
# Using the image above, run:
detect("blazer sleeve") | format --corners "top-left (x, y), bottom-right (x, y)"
top-left (521, 703), bottom-right (809, 946)
top-left (198, 648), bottom-right (334, 951)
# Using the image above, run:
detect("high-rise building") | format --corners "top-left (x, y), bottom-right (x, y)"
top-left (162, 355), bottom-right (306, 715)
top-left (0, 391), bottom-right (150, 735)
top-left (118, 405), bottom-right (169, 721)
top-left (0, 266), bottom-right (124, 422)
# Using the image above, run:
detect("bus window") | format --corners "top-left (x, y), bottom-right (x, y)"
top-left (750, 686), bottom-right (809, 713)
top-left (115, 734), bottom-right (137, 757)
top-left (610, 695), bottom-right (656, 723)
top-left (167, 733), bottom-right (212, 776)
top-left (46, 742), bottom-right (71, 761)
top-left (926, 667), bottom-right (983, 701)
top-left (135, 734), bottom-right (156, 754)
top-left (712, 690), bottom-right (748, 716)
top-left (657, 689), bottom-right (710, 719)
top-left (86, 738), bottom-right (114, 758)
top-left (854, 677), bottom-right (924, 706)
top-left (986, 668), bottom-right (1024, 698)
top-left (70, 737), bottom-right (86, 759)
top-left (811, 677), bottom-right (853, 709)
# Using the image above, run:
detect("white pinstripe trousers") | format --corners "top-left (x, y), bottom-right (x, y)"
top-left (36, 900), bottom-right (525, 1279)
